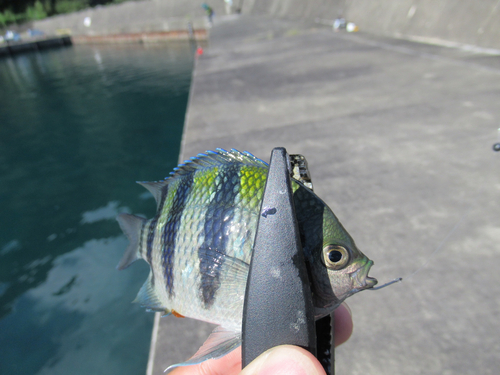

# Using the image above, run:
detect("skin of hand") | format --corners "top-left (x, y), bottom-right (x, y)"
top-left (170, 302), bottom-right (353, 375)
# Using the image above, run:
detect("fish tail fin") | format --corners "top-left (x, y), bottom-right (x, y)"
top-left (116, 213), bottom-right (146, 270)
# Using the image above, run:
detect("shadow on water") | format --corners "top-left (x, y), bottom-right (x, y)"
top-left (0, 42), bottom-right (195, 374)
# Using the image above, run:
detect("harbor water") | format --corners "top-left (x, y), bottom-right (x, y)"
top-left (0, 42), bottom-right (194, 375)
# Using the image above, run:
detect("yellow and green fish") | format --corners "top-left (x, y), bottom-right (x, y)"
top-left (117, 148), bottom-right (377, 368)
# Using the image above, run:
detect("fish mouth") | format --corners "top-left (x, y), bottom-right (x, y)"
top-left (353, 260), bottom-right (378, 291)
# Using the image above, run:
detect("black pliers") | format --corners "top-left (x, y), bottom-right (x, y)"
top-left (242, 147), bottom-right (335, 375)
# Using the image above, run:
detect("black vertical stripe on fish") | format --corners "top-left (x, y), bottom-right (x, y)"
top-left (138, 221), bottom-right (145, 259)
top-left (146, 184), bottom-right (169, 287)
top-left (198, 165), bottom-right (241, 308)
top-left (162, 174), bottom-right (194, 297)
top-left (146, 218), bottom-right (159, 287)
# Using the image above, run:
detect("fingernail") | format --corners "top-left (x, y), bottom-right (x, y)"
top-left (241, 345), bottom-right (326, 375)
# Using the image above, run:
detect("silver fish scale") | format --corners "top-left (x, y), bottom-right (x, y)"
top-left (146, 163), bottom-right (264, 331)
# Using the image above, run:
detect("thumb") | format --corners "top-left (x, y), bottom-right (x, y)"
top-left (239, 345), bottom-right (326, 375)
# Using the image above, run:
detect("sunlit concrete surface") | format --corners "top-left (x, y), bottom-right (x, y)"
top-left (149, 15), bottom-right (500, 375)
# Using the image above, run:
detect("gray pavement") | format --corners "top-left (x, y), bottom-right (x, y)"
top-left (149, 15), bottom-right (500, 375)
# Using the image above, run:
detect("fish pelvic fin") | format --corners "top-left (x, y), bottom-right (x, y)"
top-left (116, 213), bottom-right (146, 270)
top-left (164, 326), bottom-right (241, 373)
top-left (133, 272), bottom-right (170, 314)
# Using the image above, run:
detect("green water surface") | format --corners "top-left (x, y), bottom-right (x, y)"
top-left (0, 43), bottom-right (194, 375)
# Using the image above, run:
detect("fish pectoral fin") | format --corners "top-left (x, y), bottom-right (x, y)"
top-left (198, 251), bottom-right (249, 281)
top-left (223, 256), bottom-right (250, 282)
top-left (165, 326), bottom-right (241, 373)
top-left (198, 253), bottom-right (249, 311)
top-left (216, 256), bottom-right (249, 311)
top-left (116, 213), bottom-right (146, 270)
top-left (133, 273), bottom-right (169, 314)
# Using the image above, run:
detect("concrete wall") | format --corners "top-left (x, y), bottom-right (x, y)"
top-left (243, 0), bottom-right (500, 50)
top-left (30, 0), bottom-right (226, 36)
top-left (16, 0), bottom-right (500, 50)
top-left (242, 0), bottom-right (347, 20)
top-left (346, 0), bottom-right (500, 50)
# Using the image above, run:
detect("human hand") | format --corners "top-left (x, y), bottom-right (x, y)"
top-left (169, 302), bottom-right (353, 375)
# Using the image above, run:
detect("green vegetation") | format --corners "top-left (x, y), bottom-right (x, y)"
top-left (0, 0), bottom-right (131, 27)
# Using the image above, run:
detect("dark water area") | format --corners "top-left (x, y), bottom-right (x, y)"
top-left (0, 43), bottom-right (194, 374)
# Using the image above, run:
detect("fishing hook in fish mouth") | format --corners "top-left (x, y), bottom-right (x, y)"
top-left (368, 277), bottom-right (403, 290)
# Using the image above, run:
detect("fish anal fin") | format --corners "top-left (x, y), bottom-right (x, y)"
top-left (165, 326), bottom-right (241, 373)
top-left (116, 213), bottom-right (146, 270)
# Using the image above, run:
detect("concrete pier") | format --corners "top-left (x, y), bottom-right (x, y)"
top-left (148, 14), bottom-right (500, 375)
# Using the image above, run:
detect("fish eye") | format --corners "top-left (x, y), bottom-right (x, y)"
top-left (323, 245), bottom-right (350, 270)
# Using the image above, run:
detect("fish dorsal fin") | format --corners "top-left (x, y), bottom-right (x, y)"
top-left (165, 326), bottom-right (241, 373)
top-left (169, 148), bottom-right (268, 180)
top-left (136, 180), bottom-right (168, 208)
top-left (136, 149), bottom-right (267, 206)
top-left (133, 273), bottom-right (170, 314)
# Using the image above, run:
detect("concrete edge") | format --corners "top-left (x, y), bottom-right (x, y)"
top-left (146, 312), bottom-right (162, 375)
top-left (72, 30), bottom-right (207, 44)
top-left (396, 33), bottom-right (500, 56)
top-left (178, 51), bottom-right (202, 164)
top-left (145, 42), bottom-right (203, 375)
top-left (0, 35), bottom-right (72, 57)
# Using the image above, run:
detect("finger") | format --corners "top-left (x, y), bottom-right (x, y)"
top-left (333, 302), bottom-right (353, 347)
top-left (168, 347), bottom-right (242, 375)
top-left (240, 345), bottom-right (326, 375)
top-left (169, 303), bottom-right (353, 375)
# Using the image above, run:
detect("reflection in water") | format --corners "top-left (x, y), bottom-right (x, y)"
top-left (0, 43), bottom-right (194, 375)
top-left (80, 201), bottom-right (131, 224)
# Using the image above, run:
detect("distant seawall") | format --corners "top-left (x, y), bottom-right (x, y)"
top-left (29, 0), bottom-right (225, 42)
top-left (243, 0), bottom-right (500, 50)
top-left (28, 0), bottom-right (500, 50)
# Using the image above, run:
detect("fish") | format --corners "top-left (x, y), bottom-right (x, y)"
top-left (116, 148), bottom-right (377, 369)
